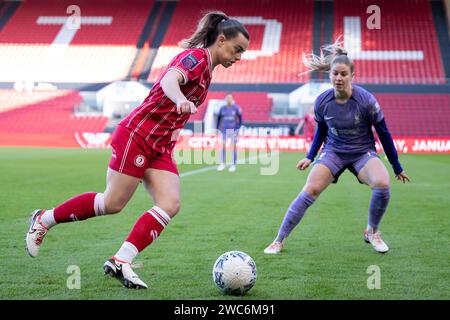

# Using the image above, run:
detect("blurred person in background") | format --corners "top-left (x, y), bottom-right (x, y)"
top-left (216, 92), bottom-right (242, 172)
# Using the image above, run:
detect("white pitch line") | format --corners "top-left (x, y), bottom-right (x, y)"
top-left (179, 165), bottom-right (220, 177)
top-left (179, 152), bottom-right (278, 178)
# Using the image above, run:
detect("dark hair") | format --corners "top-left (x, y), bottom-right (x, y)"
top-left (179, 11), bottom-right (250, 49)
top-left (301, 36), bottom-right (354, 75)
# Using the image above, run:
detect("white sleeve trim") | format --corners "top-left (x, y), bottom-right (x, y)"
top-left (168, 67), bottom-right (188, 85)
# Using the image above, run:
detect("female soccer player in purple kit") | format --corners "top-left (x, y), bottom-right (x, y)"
top-left (216, 93), bottom-right (242, 172)
top-left (264, 41), bottom-right (410, 254)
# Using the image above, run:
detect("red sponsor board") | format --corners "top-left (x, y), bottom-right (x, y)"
top-left (0, 133), bottom-right (80, 148)
top-left (0, 132), bottom-right (112, 148)
top-left (174, 135), bottom-right (450, 154)
top-left (380, 137), bottom-right (450, 154)
top-left (0, 133), bottom-right (449, 153)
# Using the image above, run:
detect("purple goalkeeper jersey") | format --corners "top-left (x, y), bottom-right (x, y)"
top-left (217, 104), bottom-right (242, 131)
top-left (314, 85), bottom-right (384, 154)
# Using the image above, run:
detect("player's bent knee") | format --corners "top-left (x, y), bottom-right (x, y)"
top-left (302, 185), bottom-right (322, 198)
top-left (372, 180), bottom-right (390, 189)
top-left (104, 199), bottom-right (127, 215)
top-left (169, 201), bottom-right (181, 217)
top-left (158, 200), bottom-right (180, 217)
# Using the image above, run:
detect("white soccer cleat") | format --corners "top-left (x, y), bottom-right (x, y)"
top-left (26, 209), bottom-right (48, 258)
top-left (364, 228), bottom-right (389, 253)
top-left (228, 165), bottom-right (236, 172)
top-left (264, 241), bottom-right (284, 254)
top-left (103, 258), bottom-right (148, 289)
top-left (217, 164), bottom-right (226, 171)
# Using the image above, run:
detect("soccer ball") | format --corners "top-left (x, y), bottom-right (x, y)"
top-left (212, 250), bottom-right (257, 295)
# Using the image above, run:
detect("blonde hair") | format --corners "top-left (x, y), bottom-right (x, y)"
top-left (179, 11), bottom-right (249, 49)
top-left (301, 37), bottom-right (354, 75)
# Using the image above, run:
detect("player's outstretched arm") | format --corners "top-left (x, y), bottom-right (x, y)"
top-left (303, 121), bottom-right (328, 163)
top-left (294, 120), bottom-right (305, 136)
top-left (160, 70), bottom-right (197, 114)
top-left (374, 119), bottom-right (411, 182)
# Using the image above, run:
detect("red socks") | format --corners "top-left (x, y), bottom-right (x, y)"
top-left (125, 207), bottom-right (171, 252)
top-left (53, 192), bottom-right (98, 223)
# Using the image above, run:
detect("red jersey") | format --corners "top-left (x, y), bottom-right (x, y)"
top-left (121, 48), bottom-right (212, 153)
top-left (303, 113), bottom-right (316, 137)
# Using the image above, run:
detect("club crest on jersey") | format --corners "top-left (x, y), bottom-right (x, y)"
top-left (181, 54), bottom-right (199, 69)
top-left (134, 155), bottom-right (146, 167)
top-left (188, 96), bottom-right (199, 104)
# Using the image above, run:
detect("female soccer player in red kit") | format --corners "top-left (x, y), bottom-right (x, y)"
top-left (294, 106), bottom-right (316, 151)
top-left (26, 11), bottom-right (250, 289)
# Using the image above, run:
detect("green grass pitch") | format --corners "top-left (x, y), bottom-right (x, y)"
top-left (0, 147), bottom-right (449, 299)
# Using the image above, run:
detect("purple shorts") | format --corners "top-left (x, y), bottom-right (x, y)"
top-left (221, 129), bottom-right (239, 144)
top-left (314, 149), bottom-right (379, 183)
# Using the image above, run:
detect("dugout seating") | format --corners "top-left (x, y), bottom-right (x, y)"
top-left (0, 0), bottom-right (154, 83)
top-left (334, 0), bottom-right (445, 84)
top-left (148, 0), bottom-right (314, 84)
top-left (0, 90), bottom-right (108, 134)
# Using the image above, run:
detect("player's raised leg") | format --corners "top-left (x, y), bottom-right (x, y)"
top-left (357, 157), bottom-right (391, 253)
top-left (264, 163), bottom-right (334, 254)
top-left (26, 168), bottom-right (141, 258)
top-left (104, 168), bottom-right (180, 289)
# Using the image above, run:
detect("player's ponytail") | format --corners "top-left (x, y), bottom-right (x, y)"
top-left (179, 11), bottom-right (249, 49)
top-left (301, 36), bottom-right (354, 75)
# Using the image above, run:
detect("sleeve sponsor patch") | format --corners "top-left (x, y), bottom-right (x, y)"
top-left (370, 102), bottom-right (381, 115)
top-left (374, 102), bottom-right (381, 113)
top-left (181, 54), bottom-right (199, 70)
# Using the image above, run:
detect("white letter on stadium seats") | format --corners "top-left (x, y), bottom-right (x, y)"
top-left (366, 5), bottom-right (381, 30)
top-left (344, 16), bottom-right (423, 60)
top-left (231, 16), bottom-right (282, 60)
top-left (36, 15), bottom-right (112, 58)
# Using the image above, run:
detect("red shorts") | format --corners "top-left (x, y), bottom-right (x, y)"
top-left (109, 125), bottom-right (178, 179)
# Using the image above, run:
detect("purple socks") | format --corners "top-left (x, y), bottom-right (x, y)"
top-left (275, 191), bottom-right (315, 242)
top-left (274, 187), bottom-right (390, 243)
top-left (368, 188), bottom-right (390, 229)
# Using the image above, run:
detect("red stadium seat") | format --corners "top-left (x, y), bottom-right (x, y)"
top-left (375, 93), bottom-right (450, 137)
top-left (148, 0), bottom-right (313, 84)
top-left (334, 0), bottom-right (445, 84)
top-left (192, 91), bottom-right (450, 136)
top-left (0, 0), bottom-right (154, 83)
top-left (0, 90), bottom-right (108, 134)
